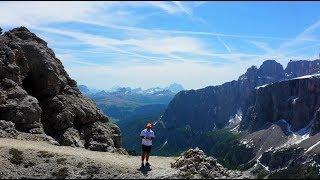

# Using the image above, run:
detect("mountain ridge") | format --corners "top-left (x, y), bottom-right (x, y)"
top-left (79, 83), bottom-right (185, 96)
top-left (152, 58), bottom-right (320, 177)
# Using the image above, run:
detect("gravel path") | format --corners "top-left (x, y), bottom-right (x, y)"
top-left (0, 138), bottom-right (180, 179)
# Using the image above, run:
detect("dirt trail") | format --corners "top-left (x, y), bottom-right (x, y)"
top-left (0, 138), bottom-right (180, 179)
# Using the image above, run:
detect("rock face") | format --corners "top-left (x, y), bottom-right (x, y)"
top-left (241, 76), bottom-right (320, 133)
top-left (160, 60), bottom-right (286, 134)
top-left (0, 27), bottom-right (125, 154)
top-left (285, 60), bottom-right (320, 79)
top-left (161, 59), bottom-right (320, 134)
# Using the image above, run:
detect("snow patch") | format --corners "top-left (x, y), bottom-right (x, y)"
top-left (155, 139), bottom-right (168, 151)
top-left (293, 73), bottom-right (320, 80)
top-left (255, 84), bottom-right (269, 89)
top-left (160, 139), bottom-right (168, 149)
top-left (240, 139), bottom-right (254, 148)
top-left (305, 141), bottom-right (320, 154)
top-left (292, 98), bottom-right (299, 104)
top-left (228, 111), bottom-right (242, 133)
top-left (212, 123), bottom-right (217, 130)
top-left (231, 125), bottom-right (240, 133)
top-left (255, 154), bottom-right (270, 171)
top-left (265, 147), bottom-right (275, 152)
top-left (228, 111), bottom-right (242, 124)
top-left (276, 119), bottom-right (311, 149)
top-left (153, 116), bottom-right (166, 128)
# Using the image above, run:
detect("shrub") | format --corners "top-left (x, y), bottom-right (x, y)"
top-left (57, 157), bottom-right (67, 164)
top-left (86, 165), bottom-right (100, 175)
top-left (77, 162), bottom-right (84, 168)
top-left (38, 151), bottom-right (55, 158)
top-left (52, 167), bottom-right (69, 179)
top-left (24, 161), bottom-right (35, 168)
top-left (128, 150), bottom-right (137, 156)
top-left (9, 148), bottom-right (23, 165)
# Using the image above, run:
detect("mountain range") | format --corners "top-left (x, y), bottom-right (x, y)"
top-left (78, 83), bottom-right (184, 122)
top-left (79, 83), bottom-right (184, 96)
top-left (150, 59), bottom-right (320, 177)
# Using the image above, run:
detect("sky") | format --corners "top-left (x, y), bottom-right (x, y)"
top-left (1, 1), bottom-right (320, 90)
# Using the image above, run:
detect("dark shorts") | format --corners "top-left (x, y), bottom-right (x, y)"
top-left (142, 144), bottom-right (152, 153)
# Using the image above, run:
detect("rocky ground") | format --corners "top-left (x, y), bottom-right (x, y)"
top-left (0, 138), bottom-right (254, 179)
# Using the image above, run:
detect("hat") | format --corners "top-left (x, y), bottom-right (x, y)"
top-left (146, 123), bottom-right (152, 128)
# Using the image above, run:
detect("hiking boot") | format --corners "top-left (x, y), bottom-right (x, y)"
top-left (141, 162), bottom-right (145, 167)
top-left (145, 162), bottom-right (151, 166)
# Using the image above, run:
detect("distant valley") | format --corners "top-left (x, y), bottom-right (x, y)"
top-left (78, 83), bottom-right (184, 122)
top-left (78, 83), bottom-right (184, 154)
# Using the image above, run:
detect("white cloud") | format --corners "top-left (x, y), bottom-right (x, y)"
top-left (1, 1), bottom-right (187, 28)
top-left (0, 1), bottom-right (113, 27)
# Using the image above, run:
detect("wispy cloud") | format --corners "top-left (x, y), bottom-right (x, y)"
top-left (248, 18), bottom-right (320, 64)
top-left (216, 36), bottom-right (232, 53)
top-left (250, 41), bottom-right (276, 54)
top-left (172, 1), bottom-right (193, 16)
top-left (146, 1), bottom-right (193, 15)
top-left (280, 19), bottom-right (320, 50)
top-left (33, 26), bottom-right (213, 64)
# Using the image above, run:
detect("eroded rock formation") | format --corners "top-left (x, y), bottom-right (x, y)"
top-left (0, 27), bottom-right (126, 154)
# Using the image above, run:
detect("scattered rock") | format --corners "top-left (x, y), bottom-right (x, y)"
top-left (172, 147), bottom-right (252, 179)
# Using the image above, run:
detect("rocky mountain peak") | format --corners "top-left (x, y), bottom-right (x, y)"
top-left (5, 26), bottom-right (47, 46)
top-left (258, 59), bottom-right (284, 77)
top-left (256, 59), bottom-right (285, 86)
top-left (238, 65), bottom-right (258, 81)
top-left (0, 27), bottom-right (126, 154)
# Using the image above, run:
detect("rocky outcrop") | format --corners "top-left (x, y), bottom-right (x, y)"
top-left (0, 27), bottom-right (126, 154)
top-left (258, 147), bottom-right (304, 171)
top-left (171, 147), bottom-right (252, 179)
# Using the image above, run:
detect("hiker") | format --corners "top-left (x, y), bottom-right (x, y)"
top-left (140, 122), bottom-right (155, 167)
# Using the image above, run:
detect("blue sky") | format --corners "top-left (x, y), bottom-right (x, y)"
top-left (1, 1), bottom-right (320, 90)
